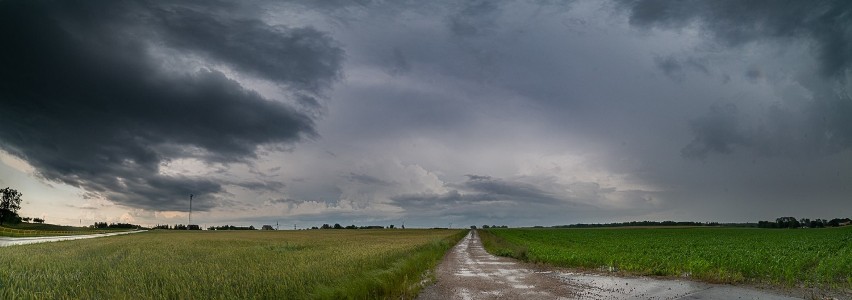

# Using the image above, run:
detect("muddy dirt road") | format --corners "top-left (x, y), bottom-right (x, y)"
top-left (0, 230), bottom-right (145, 247)
top-left (417, 230), bottom-right (801, 300)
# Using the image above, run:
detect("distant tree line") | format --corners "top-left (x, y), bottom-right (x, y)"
top-left (21, 217), bottom-right (45, 224)
top-left (481, 225), bottom-right (509, 229)
top-left (757, 217), bottom-right (852, 228)
top-left (207, 225), bottom-right (255, 230)
top-left (153, 224), bottom-right (202, 230)
top-left (545, 217), bottom-right (852, 229)
top-left (310, 223), bottom-right (391, 230)
top-left (552, 221), bottom-right (717, 228)
top-left (91, 222), bottom-right (141, 229)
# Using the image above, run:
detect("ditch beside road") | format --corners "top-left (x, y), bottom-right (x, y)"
top-left (418, 230), bottom-right (804, 300)
top-left (0, 230), bottom-right (146, 247)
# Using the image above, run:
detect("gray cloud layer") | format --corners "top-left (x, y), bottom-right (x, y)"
top-left (2, 0), bottom-right (850, 226)
top-left (624, 0), bottom-right (852, 77)
top-left (622, 0), bottom-right (852, 158)
top-left (0, 1), bottom-right (342, 211)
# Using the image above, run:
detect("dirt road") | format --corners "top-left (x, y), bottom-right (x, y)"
top-left (0, 230), bottom-right (146, 247)
top-left (417, 230), bottom-right (802, 300)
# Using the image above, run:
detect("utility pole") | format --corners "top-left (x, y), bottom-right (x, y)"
top-left (276, 221), bottom-right (279, 230)
top-left (189, 194), bottom-right (193, 230)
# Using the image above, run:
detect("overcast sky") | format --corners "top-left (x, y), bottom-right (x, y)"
top-left (1, 0), bottom-right (850, 228)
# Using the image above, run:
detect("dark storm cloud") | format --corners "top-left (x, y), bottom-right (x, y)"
top-left (344, 173), bottom-right (394, 186)
top-left (390, 175), bottom-right (609, 226)
top-left (464, 174), bottom-right (492, 181)
top-left (681, 103), bottom-right (746, 159)
top-left (263, 198), bottom-right (310, 210)
top-left (457, 174), bottom-right (564, 204)
top-left (266, 198), bottom-right (303, 205)
top-left (680, 96), bottom-right (844, 160)
top-left (392, 175), bottom-right (570, 212)
top-left (654, 56), bottom-right (683, 80)
top-left (392, 190), bottom-right (495, 210)
top-left (744, 67), bottom-right (764, 81)
top-left (230, 180), bottom-right (286, 194)
top-left (622, 0), bottom-right (852, 158)
top-left (654, 55), bottom-right (710, 81)
top-left (387, 48), bottom-right (411, 76)
top-left (447, 0), bottom-right (502, 37)
top-left (154, 6), bottom-right (342, 92)
top-left (623, 0), bottom-right (852, 78)
top-left (0, 1), bottom-right (342, 211)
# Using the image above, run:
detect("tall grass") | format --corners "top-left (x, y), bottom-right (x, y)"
top-left (482, 227), bottom-right (852, 290)
top-left (0, 229), bottom-right (466, 299)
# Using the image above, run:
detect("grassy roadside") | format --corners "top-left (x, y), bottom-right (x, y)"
top-left (0, 229), bottom-right (467, 299)
top-left (481, 227), bottom-right (852, 291)
top-left (479, 228), bottom-right (529, 260)
top-left (314, 229), bottom-right (468, 298)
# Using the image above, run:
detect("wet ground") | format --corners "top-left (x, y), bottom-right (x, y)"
top-left (0, 230), bottom-right (145, 247)
top-left (417, 230), bottom-right (804, 300)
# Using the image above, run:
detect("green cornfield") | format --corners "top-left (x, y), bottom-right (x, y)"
top-left (0, 229), bottom-right (466, 299)
top-left (481, 227), bottom-right (852, 290)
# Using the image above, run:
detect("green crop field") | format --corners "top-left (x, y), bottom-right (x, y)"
top-left (0, 229), bottom-right (466, 299)
top-left (481, 227), bottom-right (852, 290)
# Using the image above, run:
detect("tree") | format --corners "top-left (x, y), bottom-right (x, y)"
top-left (776, 217), bottom-right (799, 229)
top-left (0, 187), bottom-right (23, 225)
top-left (33, 217), bottom-right (44, 224)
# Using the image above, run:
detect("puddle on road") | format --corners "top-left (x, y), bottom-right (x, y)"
top-left (552, 272), bottom-right (801, 300)
top-left (554, 272), bottom-right (699, 299)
